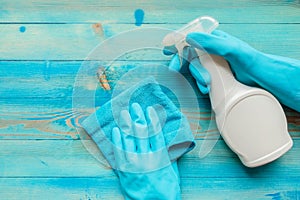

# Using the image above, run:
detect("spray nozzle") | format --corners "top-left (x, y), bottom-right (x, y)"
top-left (163, 16), bottom-right (219, 65)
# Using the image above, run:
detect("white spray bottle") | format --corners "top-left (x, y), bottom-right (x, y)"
top-left (163, 16), bottom-right (293, 167)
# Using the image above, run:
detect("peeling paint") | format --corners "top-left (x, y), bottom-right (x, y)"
top-left (92, 23), bottom-right (104, 36)
top-left (97, 67), bottom-right (111, 90)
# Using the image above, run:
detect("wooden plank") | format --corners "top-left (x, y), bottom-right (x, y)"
top-left (1, 0), bottom-right (300, 23)
top-left (1, 61), bottom-right (299, 139)
top-left (1, 99), bottom-right (299, 140)
top-left (0, 61), bottom-right (190, 98)
top-left (0, 140), bottom-right (115, 177)
top-left (0, 1), bottom-right (299, 199)
top-left (0, 61), bottom-right (208, 104)
top-left (0, 61), bottom-right (213, 139)
top-left (0, 23), bottom-right (300, 60)
top-left (1, 93), bottom-right (299, 139)
top-left (3, 0), bottom-right (299, 9)
top-left (0, 177), bottom-right (299, 200)
top-left (181, 178), bottom-right (300, 200)
top-left (0, 100), bottom-right (217, 140)
top-left (0, 177), bottom-right (123, 200)
top-left (182, 139), bottom-right (300, 178)
top-left (0, 61), bottom-right (214, 140)
top-left (1, 139), bottom-right (300, 178)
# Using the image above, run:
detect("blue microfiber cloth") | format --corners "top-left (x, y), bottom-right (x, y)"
top-left (81, 76), bottom-right (195, 169)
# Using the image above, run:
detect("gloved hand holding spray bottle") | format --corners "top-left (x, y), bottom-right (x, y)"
top-left (163, 16), bottom-right (296, 167)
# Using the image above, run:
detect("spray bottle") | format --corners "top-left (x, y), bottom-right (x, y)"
top-left (163, 16), bottom-right (293, 167)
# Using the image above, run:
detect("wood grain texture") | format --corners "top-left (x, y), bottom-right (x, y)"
top-left (0, 177), bottom-right (299, 200)
top-left (1, 0), bottom-right (300, 23)
top-left (1, 0), bottom-right (300, 199)
top-left (1, 140), bottom-right (300, 178)
top-left (0, 24), bottom-right (300, 60)
top-left (1, 62), bottom-right (300, 140)
top-left (1, 100), bottom-right (300, 140)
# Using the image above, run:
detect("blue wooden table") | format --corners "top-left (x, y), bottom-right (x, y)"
top-left (1, 1), bottom-right (300, 199)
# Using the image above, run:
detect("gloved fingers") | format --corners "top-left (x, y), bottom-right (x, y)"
top-left (112, 127), bottom-right (122, 149)
top-left (131, 103), bottom-right (147, 127)
top-left (119, 110), bottom-right (136, 153)
top-left (186, 32), bottom-right (231, 57)
top-left (168, 47), bottom-right (211, 95)
top-left (180, 46), bottom-right (197, 73)
top-left (149, 131), bottom-right (166, 153)
top-left (189, 59), bottom-right (211, 94)
top-left (119, 109), bottom-right (133, 134)
top-left (146, 106), bottom-right (166, 151)
top-left (171, 162), bottom-right (180, 182)
top-left (196, 81), bottom-right (210, 95)
top-left (112, 127), bottom-right (125, 166)
top-left (211, 30), bottom-right (231, 38)
top-left (112, 127), bottom-right (122, 148)
top-left (162, 31), bottom-right (180, 55)
top-left (168, 47), bottom-right (193, 73)
top-left (212, 30), bottom-right (246, 44)
top-left (163, 45), bottom-right (178, 56)
top-left (146, 106), bottom-right (162, 134)
top-left (131, 103), bottom-right (150, 153)
top-left (168, 54), bottom-right (181, 72)
top-left (185, 46), bottom-right (200, 61)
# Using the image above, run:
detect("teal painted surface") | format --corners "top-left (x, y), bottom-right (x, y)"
top-left (1, 140), bottom-right (300, 178)
top-left (0, 178), bottom-right (299, 200)
top-left (0, 0), bottom-right (300, 199)
top-left (0, 24), bottom-right (300, 60)
top-left (1, 0), bottom-right (300, 23)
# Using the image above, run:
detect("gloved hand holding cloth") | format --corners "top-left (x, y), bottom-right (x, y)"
top-left (81, 77), bottom-right (195, 199)
top-left (112, 102), bottom-right (181, 199)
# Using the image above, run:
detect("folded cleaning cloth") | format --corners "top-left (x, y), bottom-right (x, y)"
top-left (81, 76), bottom-right (195, 169)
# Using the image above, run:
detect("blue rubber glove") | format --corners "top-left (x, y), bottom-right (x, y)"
top-left (164, 44), bottom-right (212, 95)
top-left (112, 103), bottom-right (181, 200)
top-left (164, 30), bottom-right (300, 112)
